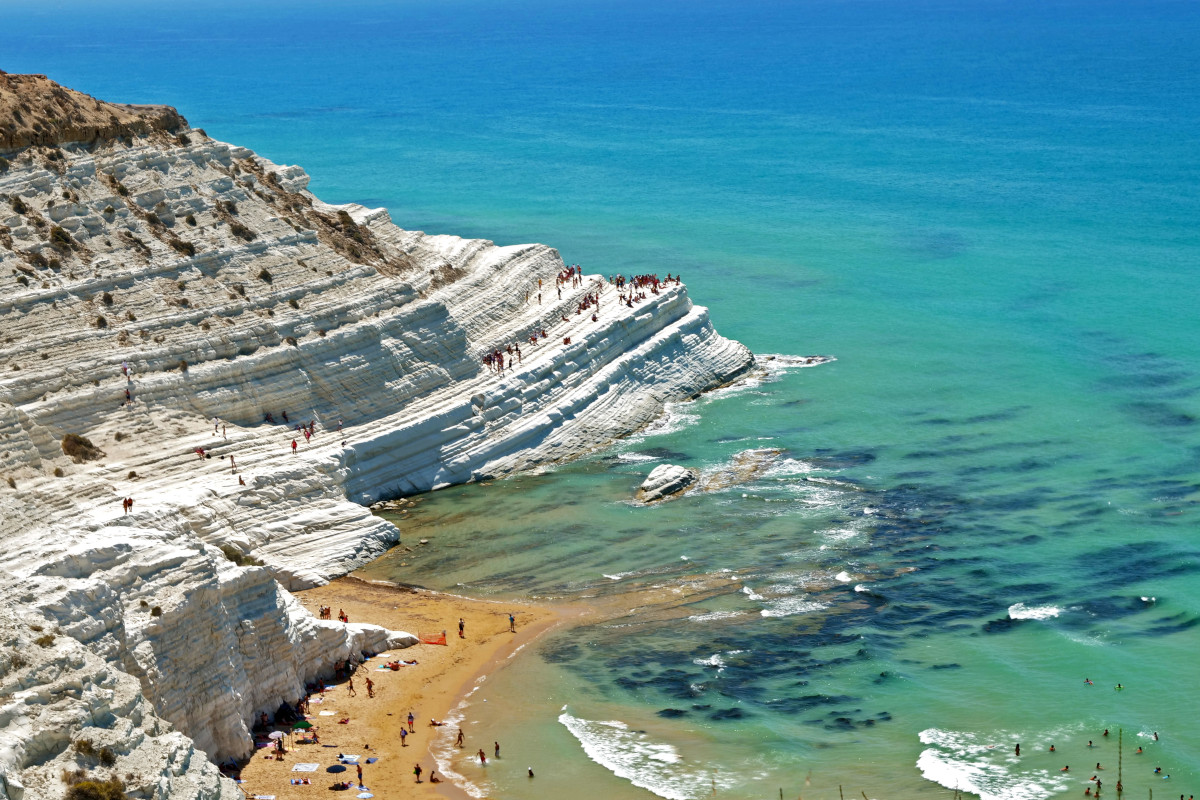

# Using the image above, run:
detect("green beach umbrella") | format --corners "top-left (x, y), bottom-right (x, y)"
top-left (293, 720), bottom-right (313, 730)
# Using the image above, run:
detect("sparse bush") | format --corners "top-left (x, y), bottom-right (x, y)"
top-left (115, 182), bottom-right (130, 197)
top-left (169, 239), bottom-right (195, 256)
top-left (288, 298), bottom-right (299, 310)
top-left (114, 431), bottom-right (125, 442)
top-left (127, 470), bottom-right (137, 479)
top-left (0, 156), bottom-right (9, 172)
top-left (30, 624), bottom-right (43, 632)
top-left (101, 292), bottom-right (114, 306)
top-left (6, 476), bottom-right (15, 489)
top-left (64, 777), bottom-right (125, 800)
top-left (53, 467), bottom-right (65, 477)
top-left (50, 226), bottom-right (74, 250)
top-left (177, 360), bottom-right (188, 372)
top-left (257, 268), bottom-right (271, 284)
top-left (27, 252), bottom-right (48, 269)
top-left (99, 747), bottom-right (117, 767)
top-left (176, 280), bottom-right (187, 291)
top-left (150, 606), bottom-right (162, 617)
top-left (10, 196), bottom-right (28, 214)
top-left (10, 364), bottom-right (19, 371)
top-left (177, 133), bottom-right (191, 146)
top-left (139, 599), bottom-right (148, 608)
top-left (15, 275), bottom-right (28, 286)
top-left (316, 328), bottom-right (326, 337)
top-left (48, 257), bottom-right (61, 270)
top-left (95, 315), bottom-right (107, 329)
top-left (185, 213), bottom-right (196, 226)
top-left (230, 221), bottom-right (255, 241)
top-left (284, 336), bottom-right (298, 347)
top-left (103, 205), bottom-right (115, 215)
top-left (232, 283), bottom-right (246, 296)
top-left (219, 544), bottom-right (264, 567)
top-left (221, 199), bottom-right (239, 215)
top-left (61, 433), bottom-right (105, 463)
top-left (10, 652), bottom-right (27, 668)
top-left (73, 739), bottom-right (98, 759)
top-left (34, 634), bottom-right (55, 647)
top-left (125, 311), bottom-right (136, 321)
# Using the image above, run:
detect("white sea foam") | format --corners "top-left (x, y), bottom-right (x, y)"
top-left (917, 728), bottom-right (1071, 800)
top-left (760, 597), bottom-right (826, 618)
top-left (686, 610), bottom-right (749, 623)
top-left (634, 401), bottom-right (701, 439)
top-left (559, 712), bottom-right (732, 800)
top-left (1007, 603), bottom-right (1063, 621)
top-left (854, 583), bottom-right (871, 593)
top-left (618, 451), bottom-right (665, 463)
top-left (834, 571), bottom-right (853, 583)
top-left (741, 585), bottom-right (764, 601)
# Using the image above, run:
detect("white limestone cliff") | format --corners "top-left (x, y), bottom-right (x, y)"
top-left (0, 81), bottom-right (753, 800)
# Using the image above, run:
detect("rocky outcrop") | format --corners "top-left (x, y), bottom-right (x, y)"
top-left (637, 464), bottom-right (697, 503)
top-left (0, 72), bottom-right (186, 151)
top-left (0, 75), bottom-right (753, 799)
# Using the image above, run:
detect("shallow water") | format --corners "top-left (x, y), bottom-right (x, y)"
top-left (9, 0), bottom-right (1200, 797)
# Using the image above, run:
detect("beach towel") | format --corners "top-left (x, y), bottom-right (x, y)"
top-left (365, 758), bottom-right (378, 764)
top-left (324, 685), bottom-right (337, 690)
top-left (319, 711), bottom-right (336, 716)
top-left (292, 764), bottom-right (319, 772)
top-left (339, 754), bottom-right (360, 763)
top-left (252, 795), bottom-right (276, 799)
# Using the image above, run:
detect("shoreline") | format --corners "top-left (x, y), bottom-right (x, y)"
top-left (236, 577), bottom-right (574, 800)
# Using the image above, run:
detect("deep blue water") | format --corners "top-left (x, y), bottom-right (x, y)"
top-left (7, 1), bottom-right (1200, 797)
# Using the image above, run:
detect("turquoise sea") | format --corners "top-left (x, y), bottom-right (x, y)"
top-left (8, 1), bottom-right (1200, 797)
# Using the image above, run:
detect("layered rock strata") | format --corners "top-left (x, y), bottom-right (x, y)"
top-left (636, 463), bottom-right (697, 503)
top-left (0, 76), bottom-right (753, 799)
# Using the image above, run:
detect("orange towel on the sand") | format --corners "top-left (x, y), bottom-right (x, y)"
top-left (338, 718), bottom-right (350, 724)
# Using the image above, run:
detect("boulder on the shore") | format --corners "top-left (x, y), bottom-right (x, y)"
top-left (637, 464), bottom-right (697, 503)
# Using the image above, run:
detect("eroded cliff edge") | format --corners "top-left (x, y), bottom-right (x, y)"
top-left (0, 76), bottom-right (754, 799)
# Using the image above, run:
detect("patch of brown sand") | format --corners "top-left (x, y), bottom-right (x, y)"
top-left (236, 577), bottom-right (566, 800)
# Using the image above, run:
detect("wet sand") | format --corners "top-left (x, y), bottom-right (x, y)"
top-left (236, 577), bottom-right (565, 800)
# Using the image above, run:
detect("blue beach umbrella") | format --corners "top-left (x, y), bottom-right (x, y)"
top-left (326, 765), bottom-right (346, 773)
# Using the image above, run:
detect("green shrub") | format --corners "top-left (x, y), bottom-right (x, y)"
top-left (0, 156), bottom-right (9, 172)
top-left (257, 268), bottom-right (271, 283)
top-left (101, 292), bottom-right (114, 306)
top-left (6, 476), bottom-right (15, 489)
top-left (53, 466), bottom-right (65, 477)
top-left (34, 634), bottom-right (54, 647)
top-left (10, 196), bottom-right (27, 214)
top-left (185, 213), bottom-right (197, 226)
top-left (95, 315), bottom-right (107, 329)
top-left (103, 205), bottom-right (115, 215)
top-left (115, 183), bottom-right (130, 197)
top-left (288, 298), bottom-right (299, 310)
top-left (170, 239), bottom-right (195, 256)
top-left (150, 606), bottom-right (162, 617)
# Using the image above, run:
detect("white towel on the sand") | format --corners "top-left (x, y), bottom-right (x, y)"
top-left (319, 711), bottom-right (336, 716)
top-left (253, 795), bottom-right (276, 799)
top-left (292, 764), bottom-right (319, 772)
top-left (339, 754), bottom-right (360, 763)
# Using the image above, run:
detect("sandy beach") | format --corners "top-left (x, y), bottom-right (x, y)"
top-left (236, 578), bottom-right (565, 800)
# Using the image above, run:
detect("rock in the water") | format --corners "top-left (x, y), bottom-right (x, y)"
top-left (637, 464), bottom-right (697, 502)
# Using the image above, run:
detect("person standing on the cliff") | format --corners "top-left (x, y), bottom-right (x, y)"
top-left (291, 439), bottom-right (298, 454)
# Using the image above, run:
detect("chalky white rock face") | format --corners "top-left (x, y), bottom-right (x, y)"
top-left (0, 117), bottom-right (752, 798)
top-left (637, 464), bottom-right (698, 503)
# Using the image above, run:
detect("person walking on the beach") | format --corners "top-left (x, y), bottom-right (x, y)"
top-left (456, 728), bottom-right (464, 747)
top-left (347, 677), bottom-right (356, 697)
top-left (408, 711), bottom-right (415, 731)
top-left (356, 764), bottom-right (362, 786)
top-left (459, 618), bottom-right (465, 638)
top-left (494, 741), bottom-right (500, 758)
top-left (509, 613), bottom-right (515, 633)
top-left (365, 676), bottom-right (374, 698)
top-left (413, 764), bottom-right (422, 783)
top-left (399, 727), bottom-right (407, 747)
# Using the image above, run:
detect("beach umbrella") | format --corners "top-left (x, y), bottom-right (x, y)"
top-left (293, 720), bottom-right (313, 730)
top-left (267, 731), bottom-right (285, 740)
top-left (326, 765), bottom-right (346, 773)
